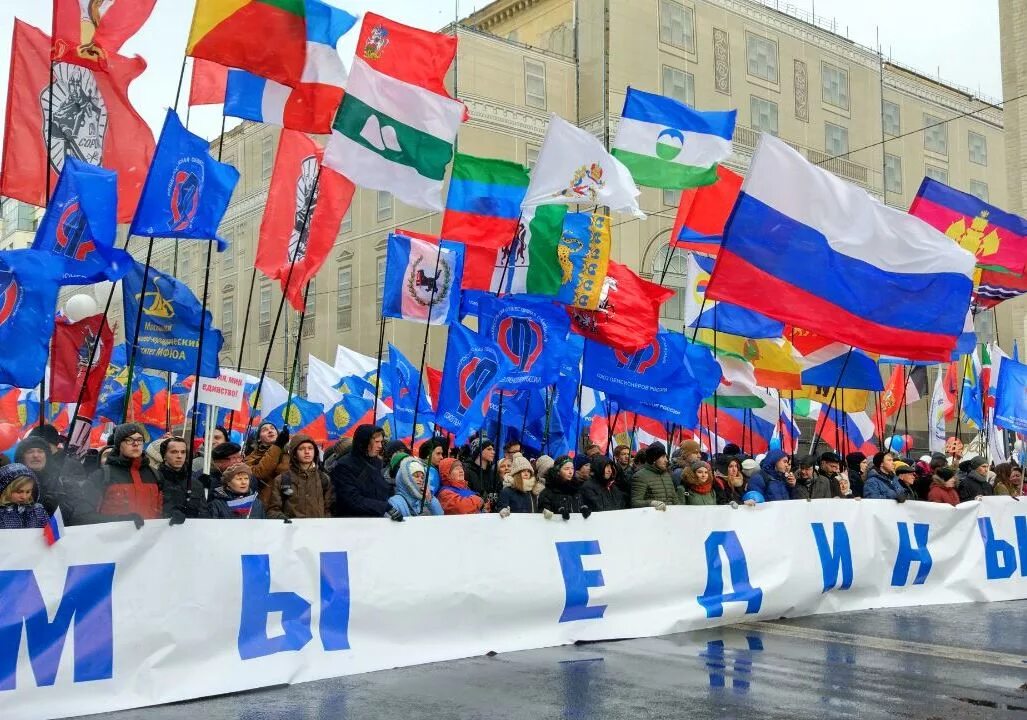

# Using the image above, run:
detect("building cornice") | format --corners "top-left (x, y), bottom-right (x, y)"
top-left (462, 94), bottom-right (552, 141)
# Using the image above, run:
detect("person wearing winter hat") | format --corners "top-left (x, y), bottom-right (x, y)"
top-left (714, 457), bottom-right (749, 505)
top-left (679, 439), bottom-right (702, 464)
top-left (631, 441), bottom-right (685, 509)
top-left (73, 423), bottom-right (161, 527)
top-left (498, 455), bottom-right (539, 514)
top-left (331, 424), bottom-right (390, 518)
top-left (863, 452), bottom-right (913, 502)
top-left (534, 455), bottom-right (555, 494)
top-left (13, 434), bottom-right (78, 519)
top-left (894, 462), bottom-right (919, 500)
top-left (417, 437), bottom-right (450, 495)
top-left (844, 452), bottom-right (867, 497)
top-left (266, 435), bottom-right (333, 520)
top-left (206, 463), bottom-right (266, 519)
top-left (244, 422), bottom-right (290, 506)
top-left (740, 458), bottom-right (760, 479)
top-left (795, 454), bottom-right (833, 500)
top-left (539, 455), bottom-right (590, 519)
top-left (437, 456), bottom-right (484, 515)
top-left (816, 452), bottom-right (846, 498)
top-left (747, 449), bottom-right (796, 502)
top-left (158, 436), bottom-right (207, 523)
top-left (682, 459), bottom-right (717, 506)
top-left (573, 454), bottom-right (592, 482)
top-left (386, 457), bottom-right (443, 519)
top-left (958, 456), bottom-right (993, 502)
top-left (192, 425), bottom-right (230, 473)
top-left (464, 437), bottom-right (500, 511)
top-left (0, 464), bottom-right (49, 529)
top-left (927, 467), bottom-right (960, 506)
top-left (581, 456), bottom-right (626, 512)
top-left (381, 440), bottom-right (410, 482)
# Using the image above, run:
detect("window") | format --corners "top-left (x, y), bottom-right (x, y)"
top-left (340, 206), bottom-right (353, 235)
top-left (884, 154), bottom-right (902, 194)
top-left (969, 180), bottom-right (989, 202)
top-left (180, 248), bottom-right (191, 277)
top-left (259, 278), bottom-right (271, 341)
top-left (652, 245), bottom-right (687, 322)
top-left (261, 135), bottom-right (274, 181)
top-left (659, 0), bottom-right (695, 52)
top-left (221, 228), bottom-right (235, 272)
top-left (526, 144), bottom-right (540, 170)
top-left (821, 62), bottom-right (849, 110)
top-left (969, 131), bottom-right (988, 166)
top-left (924, 114), bottom-right (947, 155)
top-left (663, 188), bottom-right (679, 207)
top-left (222, 295), bottom-right (235, 334)
top-left (376, 255), bottom-right (386, 317)
top-left (925, 165), bottom-right (948, 185)
top-left (524, 59), bottom-right (546, 110)
top-left (377, 191), bottom-right (393, 222)
top-left (750, 96), bottom-right (779, 136)
top-left (661, 65), bottom-right (695, 106)
top-left (883, 101), bottom-right (900, 135)
top-left (825, 123), bottom-right (849, 156)
top-left (746, 33), bottom-right (778, 83)
top-left (337, 266), bottom-right (352, 331)
top-left (302, 278), bottom-right (315, 336)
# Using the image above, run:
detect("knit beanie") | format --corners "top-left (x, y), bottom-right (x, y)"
top-left (935, 467), bottom-right (955, 481)
top-left (689, 459), bottom-right (710, 473)
top-left (112, 422), bottom-right (146, 450)
top-left (680, 439), bottom-right (701, 456)
top-left (222, 463), bottom-right (253, 486)
top-left (535, 454), bottom-right (555, 480)
top-left (646, 441), bottom-right (668, 465)
top-left (967, 456), bottom-right (989, 472)
top-left (741, 458), bottom-right (759, 478)
top-left (390, 451), bottom-right (411, 475)
top-left (470, 437), bottom-right (494, 461)
top-left (573, 454), bottom-right (592, 472)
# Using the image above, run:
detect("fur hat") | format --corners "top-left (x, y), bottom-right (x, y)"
top-left (935, 467), bottom-right (955, 482)
top-left (680, 439), bottom-right (701, 457)
top-left (689, 459), bottom-right (711, 473)
top-left (406, 459), bottom-right (426, 477)
top-left (212, 442), bottom-right (242, 461)
top-left (28, 423), bottom-right (63, 446)
top-left (646, 441), bottom-right (668, 464)
top-left (221, 463), bottom-right (253, 485)
top-left (741, 458), bottom-right (759, 477)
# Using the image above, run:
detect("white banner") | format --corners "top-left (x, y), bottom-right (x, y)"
top-left (2, 499), bottom-right (1026, 720)
top-left (195, 369), bottom-right (247, 411)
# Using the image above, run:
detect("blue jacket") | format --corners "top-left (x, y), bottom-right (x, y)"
top-left (387, 458), bottom-right (444, 518)
top-left (862, 469), bottom-right (911, 500)
top-left (748, 450), bottom-right (795, 501)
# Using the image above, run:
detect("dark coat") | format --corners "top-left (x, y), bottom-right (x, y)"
top-left (631, 463), bottom-right (684, 507)
top-left (794, 472), bottom-right (834, 500)
top-left (330, 425), bottom-right (390, 517)
top-left (748, 450), bottom-right (795, 502)
top-left (958, 469), bottom-right (994, 502)
top-left (538, 477), bottom-right (587, 514)
top-left (464, 460), bottom-right (502, 509)
top-left (498, 486), bottom-right (539, 514)
top-left (13, 438), bottom-right (82, 521)
top-left (713, 476), bottom-right (746, 505)
top-left (206, 486), bottom-right (266, 519)
top-left (863, 468), bottom-right (912, 501)
top-left (581, 458), bottom-right (626, 511)
top-left (158, 462), bottom-right (207, 519)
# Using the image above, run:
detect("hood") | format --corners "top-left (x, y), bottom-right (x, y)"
top-left (288, 434), bottom-right (321, 470)
top-left (0, 463), bottom-right (37, 497)
top-left (760, 450), bottom-right (788, 476)
top-left (395, 456), bottom-right (432, 512)
top-left (13, 436), bottom-right (51, 466)
top-left (589, 456), bottom-right (612, 483)
top-left (352, 424), bottom-right (382, 459)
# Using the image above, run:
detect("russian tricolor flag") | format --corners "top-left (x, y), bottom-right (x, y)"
top-left (707, 135), bottom-right (975, 362)
top-left (43, 507), bottom-right (65, 546)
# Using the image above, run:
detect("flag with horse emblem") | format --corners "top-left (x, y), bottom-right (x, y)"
top-left (382, 232), bottom-right (464, 325)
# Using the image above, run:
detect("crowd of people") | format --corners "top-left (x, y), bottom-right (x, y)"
top-left (0, 421), bottom-right (1023, 530)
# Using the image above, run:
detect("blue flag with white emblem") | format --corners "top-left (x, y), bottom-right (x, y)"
top-left (129, 109), bottom-right (240, 249)
top-left (0, 250), bottom-right (64, 387)
top-left (387, 343), bottom-right (434, 441)
top-left (583, 331), bottom-right (721, 427)
top-left (122, 261), bottom-right (223, 376)
top-left (32, 158), bottom-right (132, 285)
top-left (477, 295), bottom-right (573, 389)
top-left (436, 323), bottom-right (515, 445)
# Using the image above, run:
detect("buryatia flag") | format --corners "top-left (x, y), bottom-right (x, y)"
top-left (464, 205), bottom-right (567, 294)
top-left (224, 0), bottom-right (358, 134)
top-left (670, 165), bottom-right (744, 256)
top-left (51, 0), bottom-right (156, 70)
top-left (43, 506), bottom-right (65, 545)
top-left (442, 154), bottom-right (529, 250)
top-left (382, 233), bottom-right (464, 325)
top-left (816, 407), bottom-right (878, 456)
top-left (909, 177), bottom-right (1027, 289)
top-left (976, 267), bottom-right (1027, 309)
top-left (707, 134), bottom-right (975, 362)
top-left (612, 86), bottom-right (735, 190)
top-left (568, 261), bottom-right (673, 352)
top-left (684, 253), bottom-right (783, 338)
top-left (187, 0), bottom-right (307, 87)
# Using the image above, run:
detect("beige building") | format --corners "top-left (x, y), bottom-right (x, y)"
top-left (1, 199), bottom-right (41, 251)
top-left (92, 0), bottom-right (1008, 398)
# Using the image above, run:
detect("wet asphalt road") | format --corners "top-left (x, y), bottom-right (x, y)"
top-left (77, 601), bottom-right (1027, 720)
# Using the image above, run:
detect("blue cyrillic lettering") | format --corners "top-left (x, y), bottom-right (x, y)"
top-left (891, 522), bottom-right (932, 586)
top-left (697, 531), bottom-right (762, 618)
top-left (238, 555), bottom-right (312, 660)
top-left (319, 552), bottom-right (351, 651)
top-left (556, 541), bottom-right (606, 623)
top-left (811, 522), bottom-right (853, 592)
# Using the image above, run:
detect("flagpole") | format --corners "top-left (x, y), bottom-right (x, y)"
top-left (283, 281), bottom-right (312, 425)
top-left (226, 266), bottom-right (258, 432)
top-left (371, 318), bottom-right (387, 426)
top-left (711, 306), bottom-right (720, 458)
top-left (63, 282), bottom-right (118, 450)
top-left (39, 58), bottom-right (57, 427)
top-left (885, 363), bottom-right (910, 452)
top-left (808, 347), bottom-right (855, 455)
top-left (543, 384), bottom-right (553, 456)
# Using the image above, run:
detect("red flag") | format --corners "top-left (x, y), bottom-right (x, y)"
top-left (879, 367), bottom-right (906, 420)
top-left (568, 261), bottom-right (674, 352)
top-left (51, 0), bottom-right (156, 70)
top-left (1, 21), bottom-right (154, 222)
top-left (942, 361), bottom-right (960, 420)
top-left (356, 13), bottom-right (457, 100)
top-left (255, 129), bottom-right (355, 312)
top-left (188, 58), bottom-right (228, 107)
top-left (426, 366), bottom-right (443, 412)
top-left (49, 314), bottom-right (113, 420)
top-left (669, 165), bottom-right (743, 256)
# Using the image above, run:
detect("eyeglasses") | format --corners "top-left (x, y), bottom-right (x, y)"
top-left (123, 436), bottom-right (145, 445)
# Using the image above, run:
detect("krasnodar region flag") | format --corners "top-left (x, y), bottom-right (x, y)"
top-left (523, 114), bottom-right (644, 217)
top-left (612, 86), bottom-right (736, 190)
top-left (324, 57), bottom-right (463, 211)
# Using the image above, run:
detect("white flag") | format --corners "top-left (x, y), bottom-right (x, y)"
top-left (987, 342), bottom-right (1009, 463)
top-left (523, 114), bottom-right (644, 217)
top-left (928, 370), bottom-right (947, 454)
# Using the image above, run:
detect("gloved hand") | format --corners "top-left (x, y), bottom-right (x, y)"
top-left (387, 506), bottom-right (405, 522)
top-left (895, 494), bottom-right (907, 504)
top-left (123, 513), bottom-right (144, 529)
top-left (275, 426), bottom-right (290, 449)
top-left (168, 509), bottom-right (187, 526)
top-left (581, 505), bottom-right (592, 519)
top-left (559, 506), bottom-right (570, 521)
top-left (283, 517), bottom-right (292, 524)
top-left (649, 500), bottom-right (667, 512)
top-left (729, 501), bottom-right (739, 509)
top-left (743, 500), bottom-right (757, 507)
top-left (198, 473), bottom-right (212, 490)
top-left (543, 509), bottom-right (554, 520)
top-left (499, 507), bottom-right (511, 518)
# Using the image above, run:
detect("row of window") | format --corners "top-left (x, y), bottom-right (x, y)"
top-left (883, 154), bottom-right (990, 201)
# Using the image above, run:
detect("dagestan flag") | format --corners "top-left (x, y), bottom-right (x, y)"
top-left (1, 21), bottom-right (154, 223)
top-left (255, 129), bottom-right (354, 312)
top-left (51, 0), bottom-right (156, 70)
top-left (49, 314), bottom-right (114, 420)
top-left (187, 0), bottom-right (308, 88)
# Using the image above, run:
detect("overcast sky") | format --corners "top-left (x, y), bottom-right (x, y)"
top-left (0, 0), bottom-right (1004, 143)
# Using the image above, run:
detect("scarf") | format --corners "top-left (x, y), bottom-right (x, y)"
top-left (690, 480), bottom-right (713, 495)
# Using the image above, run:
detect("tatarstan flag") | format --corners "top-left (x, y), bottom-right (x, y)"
top-left (187, 0), bottom-right (308, 87)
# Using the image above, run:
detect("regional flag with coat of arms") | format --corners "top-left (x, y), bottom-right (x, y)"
top-left (382, 233), bottom-right (464, 325)
top-left (49, 314), bottom-right (114, 420)
top-left (1, 20), bottom-right (154, 223)
top-left (51, 0), bottom-right (156, 70)
top-left (568, 261), bottom-right (674, 352)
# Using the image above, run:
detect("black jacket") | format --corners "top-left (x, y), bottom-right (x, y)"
top-left (580, 458), bottom-right (626, 511)
top-left (713, 477), bottom-right (746, 505)
top-left (330, 425), bottom-right (390, 517)
top-left (464, 460), bottom-right (502, 503)
top-left (958, 470), bottom-right (994, 502)
top-left (13, 439), bottom-right (83, 521)
top-left (498, 486), bottom-right (539, 514)
top-left (206, 486), bottom-right (266, 519)
top-left (159, 462), bottom-right (207, 519)
top-left (539, 477), bottom-right (587, 514)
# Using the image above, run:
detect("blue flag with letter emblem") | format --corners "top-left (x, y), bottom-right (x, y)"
top-left (122, 261), bottom-right (223, 376)
top-left (436, 323), bottom-right (515, 445)
top-left (582, 331), bottom-right (720, 427)
top-left (32, 157), bottom-right (131, 284)
top-left (477, 295), bottom-right (572, 389)
top-left (0, 250), bottom-right (64, 388)
top-left (387, 343), bottom-right (434, 441)
top-left (129, 109), bottom-right (240, 249)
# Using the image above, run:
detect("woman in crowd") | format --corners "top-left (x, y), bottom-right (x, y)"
top-left (437, 457), bottom-right (484, 515)
top-left (580, 456), bottom-right (626, 512)
top-left (927, 467), bottom-right (960, 506)
top-left (0, 464), bottom-right (49, 529)
top-left (992, 463), bottom-right (1022, 496)
top-left (387, 457), bottom-right (443, 519)
top-left (499, 455), bottom-right (539, 513)
top-left (246, 422), bottom-right (290, 506)
top-left (682, 460), bottom-right (717, 505)
top-left (713, 456), bottom-right (748, 505)
top-left (207, 464), bottom-right (266, 519)
top-left (539, 456), bottom-right (590, 520)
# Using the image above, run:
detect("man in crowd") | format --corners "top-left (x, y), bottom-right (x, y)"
top-left (863, 452), bottom-right (912, 501)
top-left (631, 441), bottom-right (683, 509)
top-left (816, 452), bottom-right (845, 497)
top-left (958, 456), bottom-right (994, 501)
top-left (193, 425), bottom-right (230, 472)
top-left (612, 444), bottom-right (633, 492)
top-left (159, 436), bottom-right (206, 522)
top-left (332, 424), bottom-right (395, 518)
top-left (794, 455), bottom-right (833, 500)
top-left (465, 437), bottom-right (500, 511)
top-left (748, 450), bottom-right (796, 501)
top-left (503, 439), bottom-right (522, 459)
top-left (196, 442), bottom-right (245, 497)
top-left (73, 423), bottom-right (162, 526)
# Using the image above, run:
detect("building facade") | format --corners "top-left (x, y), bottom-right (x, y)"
top-left (0, 199), bottom-right (41, 251)
top-left (89, 0), bottom-right (1008, 396)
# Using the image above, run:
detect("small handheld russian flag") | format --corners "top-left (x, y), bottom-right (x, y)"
top-left (43, 507), bottom-right (65, 546)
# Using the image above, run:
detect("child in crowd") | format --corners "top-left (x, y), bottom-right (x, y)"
top-left (0, 464), bottom-right (50, 529)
